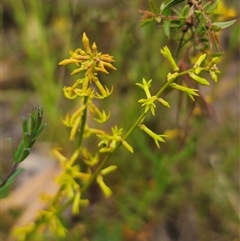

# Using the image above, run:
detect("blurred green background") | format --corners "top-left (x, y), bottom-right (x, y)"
top-left (1, 0), bottom-right (239, 240)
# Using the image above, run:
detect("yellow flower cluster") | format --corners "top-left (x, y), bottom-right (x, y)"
top-left (59, 33), bottom-right (116, 98)
top-left (58, 33), bottom-right (118, 142)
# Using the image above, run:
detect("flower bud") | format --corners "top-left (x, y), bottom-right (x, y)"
top-left (92, 42), bottom-right (98, 53)
top-left (58, 59), bottom-right (79, 65)
top-left (82, 32), bottom-right (91, 53)
top-left (189, 72), bottom-right (209, 85)
top-left (101, 165), bottom-right (118, 175)
top-left (209, 71), bottom-right (218, 82)
top-left (122, 140), bottom-right (134, 153)
top-left (158, 98), bottom-right (170, 108)
top-left (97, 176), bottom-right (112, 197)
top-left (194, 54), bottom-right (206, 68)
top-left (208, 57), bottom-right (219, 67)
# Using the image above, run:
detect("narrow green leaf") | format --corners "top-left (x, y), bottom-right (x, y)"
top-left (162, 6), bottom-right (171, 38)
top-left (14, 141), bottom-right (25, 162)
top-left (163, 20), bottom-right (171, 38)
top-left (16, 148), bottom-right (31, 163)
top-left (0, 168), bottom-right (25, 199)
top-left (28, 115), bottom-right (34, 134)
top-left (32, 114), bottom-right (43, 134)
top-left (140, 18), bottom-right (154, 27)
top-left (181, 5), bottom-right (190, 17)
top-left (35, 123), bottom-right (48, 138)
top-left (196, 17), bottom-right (206, 33)
top-left (149, 0), bottom-right (159, 14)
top-left (202, 2), bottom-right (212, 12)
top-left (22, 117), bottom-right (28, 133)
top-left (204, 0), bottom-right (219, 14)
top-left (29, 106), bottom-right (41, 134)
top-left (171, 6), bottom-right (181, 16)
top-left (31, 115), bottom-right (37, 132)
top-left (30, 123), bottom-right (48, 147)
top-left (169, 20), bottom-right (183, 28)
top-left (160, 3), bottom-right (165, 13)
top-left (5, 168), bottom-right (25, 185)
top-left (36, 106), bottom-right (44, 117)
top-left (162, 0), bottom-right (185, 14)
top-left (31, 106), bottom-right (45, 135)
top-left (23, 133), bottom-right (31, 147)
top-left (212, 20), bottom-right (237, 30)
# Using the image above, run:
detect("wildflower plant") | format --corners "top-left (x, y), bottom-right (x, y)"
top-left (11, 0), bottom-right (236, 240)
top-left (0, 106), bottom-right (47, 198)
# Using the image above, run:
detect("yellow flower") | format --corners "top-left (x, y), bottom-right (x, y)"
top-left (52, 148), bottom-right (80, 166)
top-left (189, 72), bottom-right (210, 86)
top-left (12, 223), bottom-right (36, 241)
top-left (96, 175), bottom-right (112, 197)
top-left (139, 124), bottom-right (166, 148)
top-left (160, 46), bottom-right (179, 71)
top-left (100, 165), bottom-right (118, 175)
top-left (58, 33), bottom-right (116, 76)
top-left (214, 0), bottom-right (237, 20)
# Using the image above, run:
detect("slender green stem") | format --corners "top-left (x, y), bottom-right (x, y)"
top-left (77, 96), bottom-right (88, 148)
top-left (156, 76), bottom-right (175, 97)
top-left (0, 163), bottom-right (19, 188)
top-left (176, 31), bottom-right (185, 58)
top-left (52, 186), bottom-right (64, 206)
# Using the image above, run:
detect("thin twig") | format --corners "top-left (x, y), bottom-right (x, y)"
top-left (0, 162), bottom-right (19, 188)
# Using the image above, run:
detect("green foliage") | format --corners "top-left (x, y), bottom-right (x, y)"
top-left (161, 0), bottom-right (186, 14)
top-left (139, 0), bottom-right (237, 50)
top-left (0, 106), bottom-right (47, 198)
top-left (12, 106), bottom-right (47, 163)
